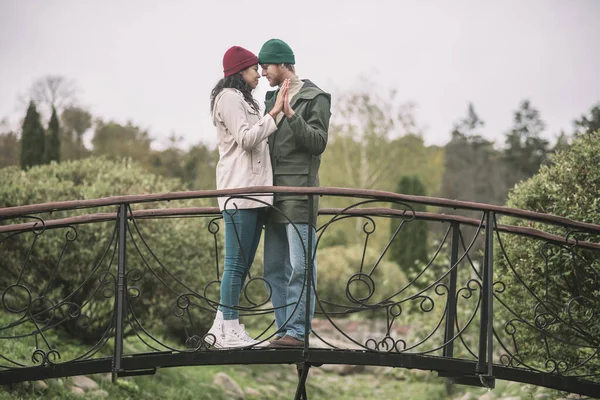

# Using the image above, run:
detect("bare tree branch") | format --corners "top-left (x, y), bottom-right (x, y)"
top-left (30, 75), bottom-right (79, 119)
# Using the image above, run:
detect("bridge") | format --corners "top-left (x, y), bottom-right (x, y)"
top-left (1, 187), bottom-right (599, 399)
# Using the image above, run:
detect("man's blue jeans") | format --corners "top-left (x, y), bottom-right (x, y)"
top-left (219, 208), bottom-right (265, 320)
top-left (263, 222), bottom-right (317, 341)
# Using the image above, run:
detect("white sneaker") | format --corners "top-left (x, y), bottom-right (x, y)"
top-left (204, 319), bottom-right (225, 349)
top-left (222, 323), bottom-right (270, 348)
top-left (239, 324), bottom-right (270, 348)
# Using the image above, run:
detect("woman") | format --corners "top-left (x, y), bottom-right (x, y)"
top-left (205, 45), bottom-right (289, 348)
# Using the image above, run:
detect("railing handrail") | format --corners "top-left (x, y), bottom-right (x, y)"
top-left (1, 186), bottom-right (599, 233)
top-left (2, 206), bottom-right (599, 251)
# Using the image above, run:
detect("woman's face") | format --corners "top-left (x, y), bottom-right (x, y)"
top-left (240, 64), bottom-right (260, 89)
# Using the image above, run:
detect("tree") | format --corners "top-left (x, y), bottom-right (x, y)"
top-left (454, 103), bottom-right (484, 138)
top-left (441, 103), bottom-right (507, 206)
top-left (327, 82), bottom-right (423, 191)
top-left (0, 118), bottom-right (19, 168)
top-left (61, 106), bottom-right (92, 160)
top-left (91, 120), bottom-right (153, 165)
top-left (29, 75), bottom-right (78, 118)
top-left (389, 176), bottom-right (428, 278)
top-left (44, 106), bottom-right (61, 164)
top-left (573, 103), bottom-right (600, 137)
top-left (0, 158), bottom-right (219, 342)
top-left (20, 101), bottom-right (45, 169)
top-left (551, 130), bottom-right (571, 155)
top-left (503, 100), bottom-right (550, 187)
top-left (440, 104), bottom-right (508, 253)
top-left (183, 144), bottom-right (219, 190)
top-left (319, 84), bottom-right (433, 245)
top-left (498, 131), bottom-right (600, 375)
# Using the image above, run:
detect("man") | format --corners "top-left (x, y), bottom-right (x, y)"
top-left (258, 38), bottom-right (331, 348)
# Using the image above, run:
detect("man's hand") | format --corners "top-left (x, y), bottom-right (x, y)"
top-left (283, 85), bottom-right (295, 119)
top-left (268, 79), bottom-right (289, 119)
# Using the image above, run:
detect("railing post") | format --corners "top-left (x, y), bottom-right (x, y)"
top-left (477, 212), bottom-right (495, 388)
top-left (443, 222), bottom-right (460, 358)
top-left (304, 194), bottom-right (315, 357)
top-left (112, 203), bottom-right (127, 382)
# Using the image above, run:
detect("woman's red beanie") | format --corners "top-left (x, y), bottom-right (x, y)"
top-left (223, 46), bottom-right (258, 77)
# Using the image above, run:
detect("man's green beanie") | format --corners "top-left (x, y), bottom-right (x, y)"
top-left (258, 39), bottom-right (295, 65)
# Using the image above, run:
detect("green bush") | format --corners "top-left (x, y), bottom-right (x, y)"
top-left (0, 157), bottom-right (221, 346)
top-left (316, 244), bottom-right (408, 318)
top-left (496, 132), bottom-right (600, 375)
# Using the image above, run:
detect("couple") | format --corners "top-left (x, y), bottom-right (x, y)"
top-left (206, 39), bottom-right (331, 349)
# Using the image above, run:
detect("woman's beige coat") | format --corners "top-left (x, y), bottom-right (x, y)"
top-left (212, 88), bottom-right (277, 210)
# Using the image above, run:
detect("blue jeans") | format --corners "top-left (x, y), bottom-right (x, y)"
top-left (263, 222), bottom-right (317, 341)
top-left (219, 208), bottom-right (266, 320)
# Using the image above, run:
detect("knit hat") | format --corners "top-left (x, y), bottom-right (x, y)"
top-left (222, 46), bottom-right (258, 77)
top-left (258, 39), bottom-right (295, 65)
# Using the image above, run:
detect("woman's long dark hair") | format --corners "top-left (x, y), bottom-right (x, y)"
top-left (210, 73), bottom-right (260, 115)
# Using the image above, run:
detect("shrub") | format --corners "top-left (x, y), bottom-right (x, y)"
top-left (0, 157), bottom-right (220, 345)
top-left (316, 244), bottom-right (408, 318)
top-left (496, 132), bottom-right (600, 375)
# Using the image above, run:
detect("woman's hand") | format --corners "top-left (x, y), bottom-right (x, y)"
top-left (268, 79), bottom-right (289, 119)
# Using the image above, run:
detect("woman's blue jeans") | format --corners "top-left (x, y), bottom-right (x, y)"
top-left (219, 208), bottom-right (266, 320)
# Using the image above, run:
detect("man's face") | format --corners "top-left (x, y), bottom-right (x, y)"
top-left (261, 64), bottom-right (285, 87)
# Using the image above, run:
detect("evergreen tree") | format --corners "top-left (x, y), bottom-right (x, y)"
top-left (503, 100), bottom-right (549, 187)
top-left (573, 103), bottom-right (600, 136)
top-left (44, 106), bottom-right (60, 163)
top-left (552, 131), bottom-right (571, 154)
top-left (440, 103), bottom-right (508, 254)
top-left (441, 103), bottom-right (507, 206)
top-left (390, 175), bottom-right (428, 278)
top-left (20, 101), bottom-right (45, 169)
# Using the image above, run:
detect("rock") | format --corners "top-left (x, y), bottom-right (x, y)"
top-left (457, 392), bottom-right (474, 400)
top-left (501, 397), bottom-right (521, 400)
top-left (478, 393), bottom-right (495, 400)
top-left (534, 394), bottom-right (551, 400)
top-left (567, 395), bottom-right (585, 399)
top-left (339, 364), bottom-right (366, 376)
top-left (319, 363), bottom-right (365, 375)
top-left (245, 387), bottom-right (261, 397)
top-left (48, 378), bottom-right (64, 388)
top-left (99, 373), bottom-right (112, 382)
top-left (89, 389), bottom-right (110, 398)
top-left (319, 364), bottom-right (343, 373)
top-left (71, 375), bottom-right (99, 390)
top-left (32, 380), bottom-right (48, 391)
top-left (213, 372), bottom-right (245, 399)
top-left (71, 386), bottom-right (85, 396)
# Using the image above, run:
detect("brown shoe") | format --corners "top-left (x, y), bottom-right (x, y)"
top-left (268, 335), bottom-right (304, 348)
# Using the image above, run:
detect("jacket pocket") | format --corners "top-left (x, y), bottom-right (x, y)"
top-left (273, 164), bottom-right (310, 200)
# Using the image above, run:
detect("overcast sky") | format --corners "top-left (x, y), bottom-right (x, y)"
top-left (1, 0), bottom-right (599, 149)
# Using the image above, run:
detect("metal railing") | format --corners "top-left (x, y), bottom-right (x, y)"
top-left (1, 187), bottom-right (599, 399)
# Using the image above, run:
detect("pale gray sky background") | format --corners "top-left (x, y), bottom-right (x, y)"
top-left (1, 0), bottom-right (599, 149)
